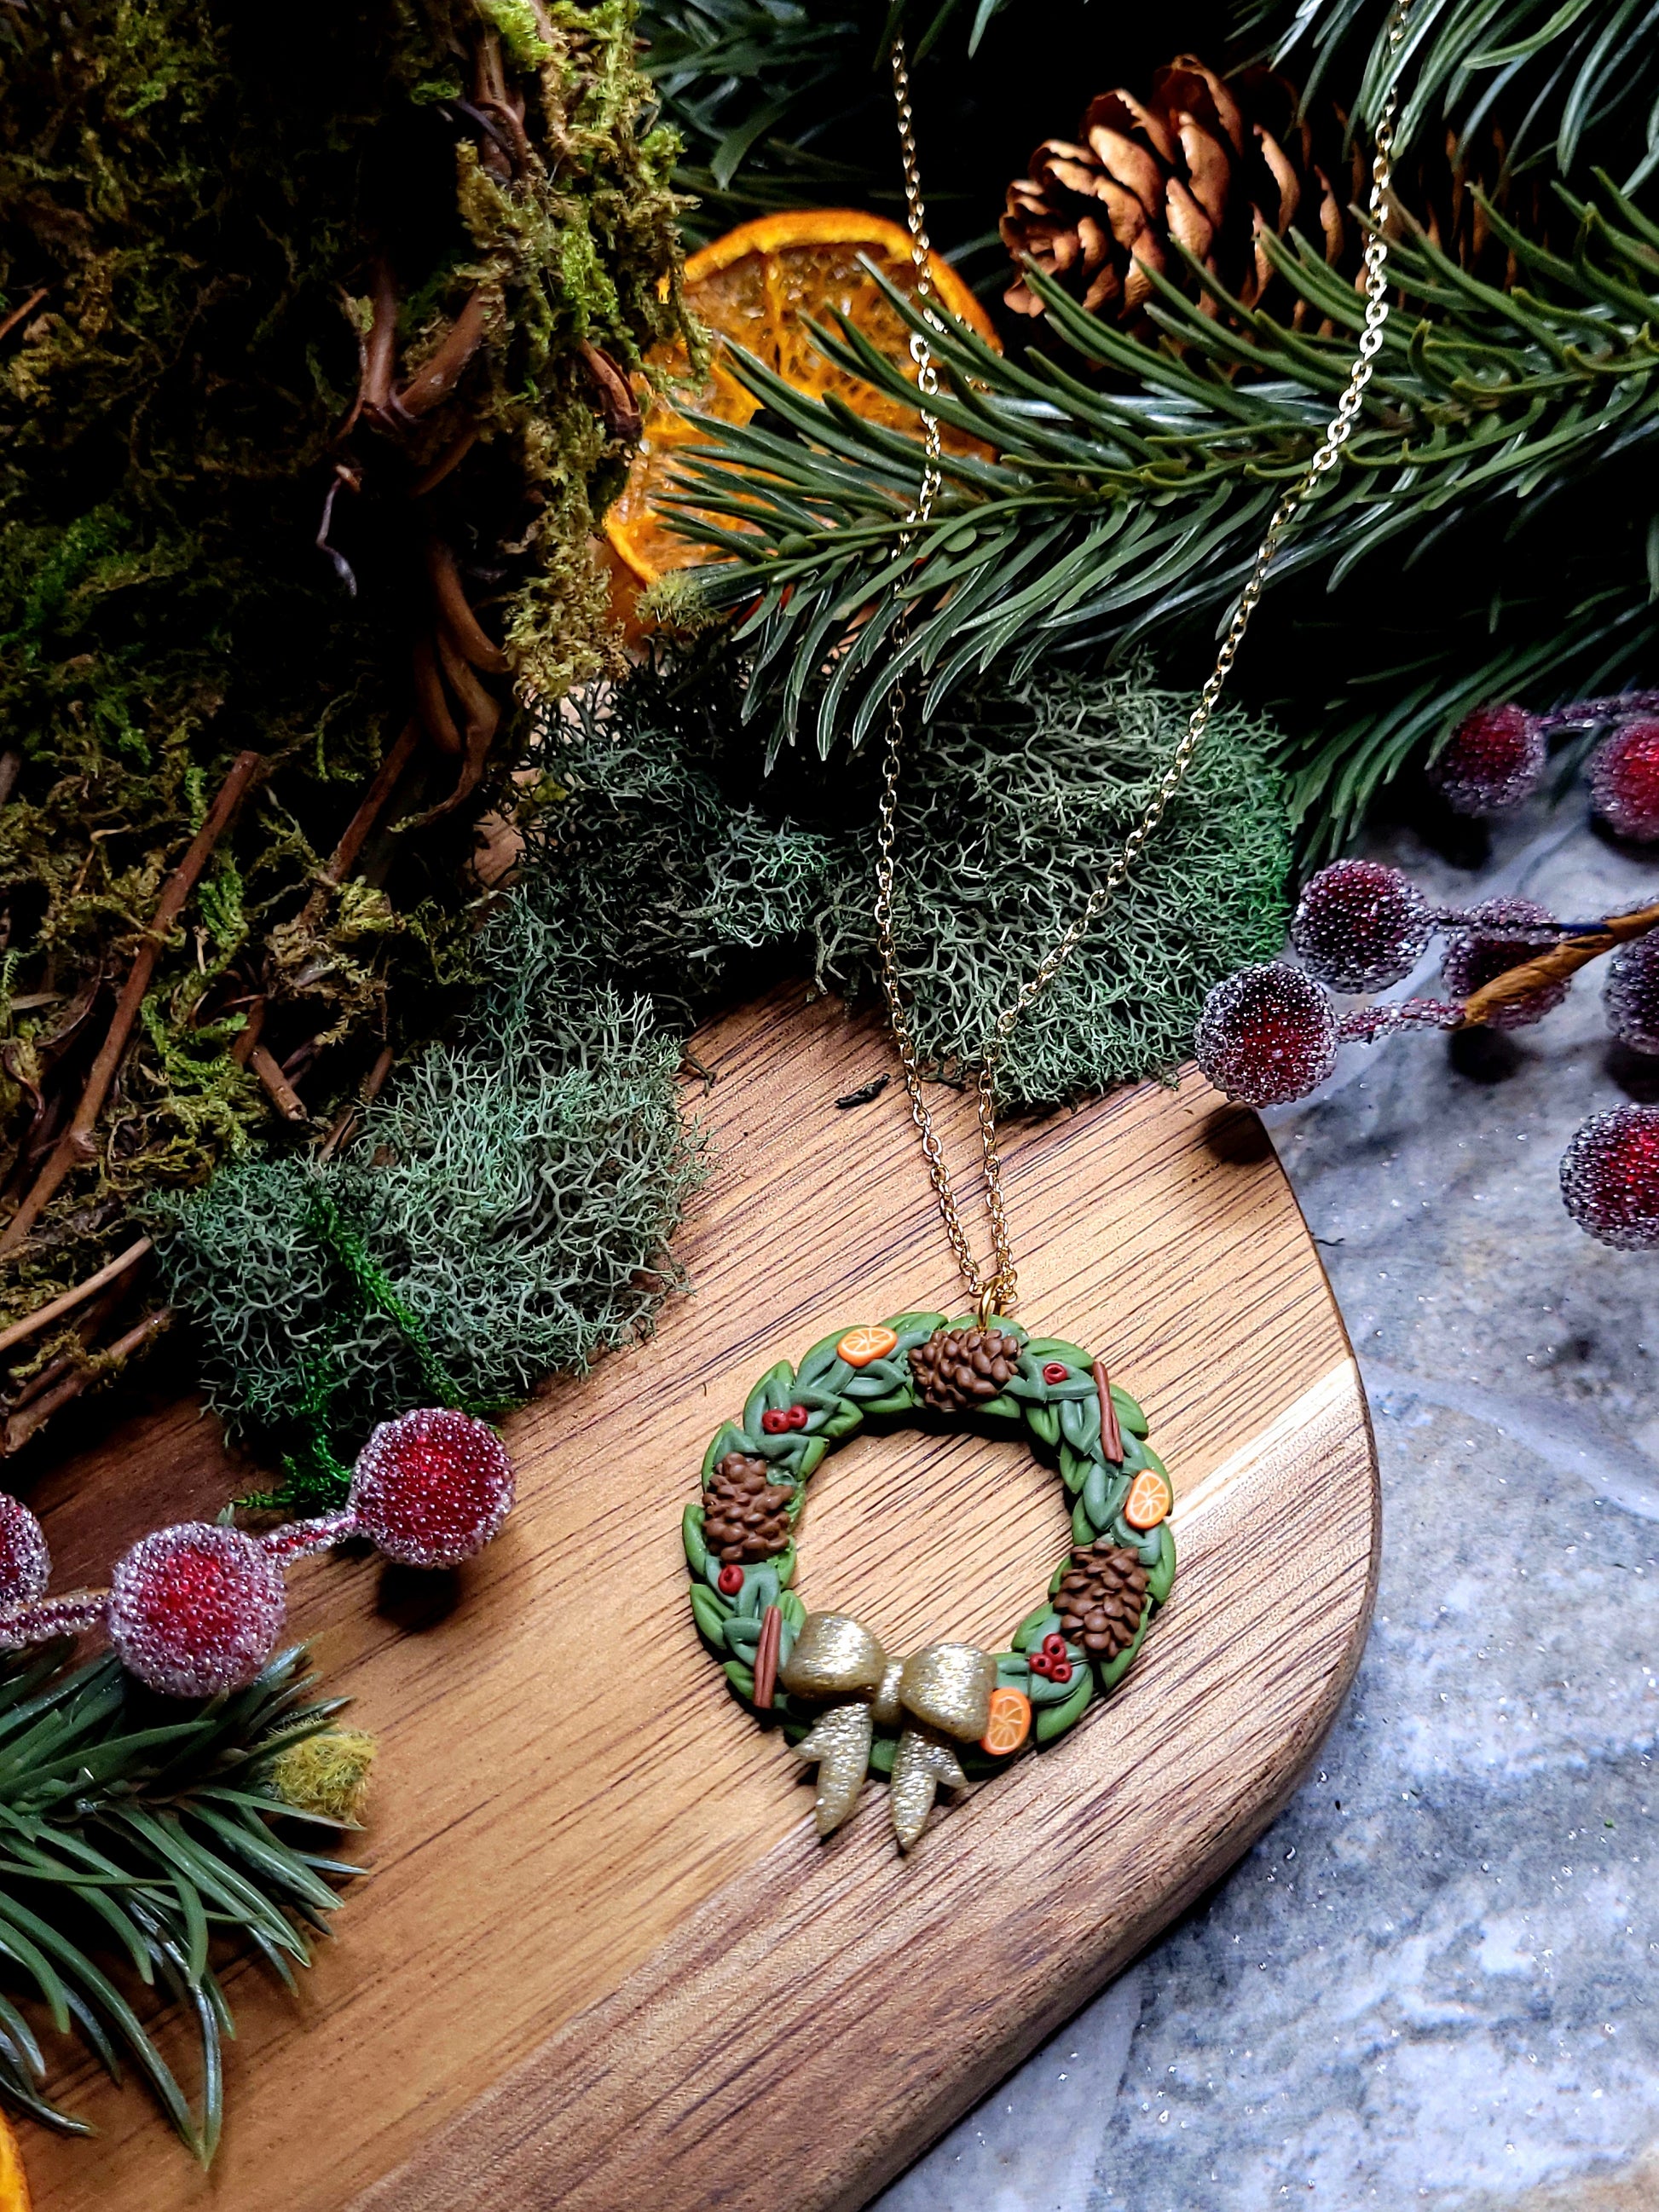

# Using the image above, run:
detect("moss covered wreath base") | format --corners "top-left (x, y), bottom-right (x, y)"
top-left (683, 1313), bottom-right (1176, 1851)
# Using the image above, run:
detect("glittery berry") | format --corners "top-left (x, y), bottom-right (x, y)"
top-left (1560, 1104), bottom-right (1659, 1249)
top-left (1427, 705), bottom-right (1545, 815)
top-left (348, 1407), bottom-right (515, 1569)
top-left (1604, 934), bottom-right (1659, 1054)
top-left (1291, 861), bottom-right (1434, 990)
top-left (108, 1522), bottom-right (286, 1698)
top-left (1440, 897), bottom-right (1568, 1029)
top-left (0, 1496), bottom-right (49, 1608)
top-left (1194, 964), bottom-right (1338, 1106)
top-left (1591, 719), bottom-right (1659, 842)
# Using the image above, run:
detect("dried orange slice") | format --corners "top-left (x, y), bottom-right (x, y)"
top-left (980, 1684), bottom-right (1032, 1757)
top-left (604, 209), bottom-right (1001, 595)
top-left (0, 2111), bottom-right (31, 2212)
top-left (1124, 1468), bottom-right (1172, 1532)
top-left (836, 1323), bottom-right (900, 1369)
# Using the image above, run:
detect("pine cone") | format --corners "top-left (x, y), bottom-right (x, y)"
top-left (1001, 53), bottom-right (1534, 333)
top-left (908, 1325), bottom-right (1022, 1413)
top-left (704, 1452), bottom-right (795, 1563)
top-left (1055, 1539), bottom-right (1149, 1660)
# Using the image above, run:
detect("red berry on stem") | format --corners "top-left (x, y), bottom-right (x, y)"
top-left (1292, 861), bottom-right (1433, 990)
top-left (1605, 935), bottom-right (1659, 1055)
top-left (1440, 897), bottom-right (1568, 1028)
top-left (349, 1407), bottom-right (515, 1568)
top-left (0, 1496), bottom-right (49, 1608)
top-left (1592, 719), bottom-right (1659, 841)
top-left (1041, 1632), bottom-right (1067, 1660)
top-left (108, 1522), bottom-right (286, 1698)
top-left (760, 1409), bottom-right (788, 1435)
top-left (1428, 705), bottom-right (1545, 816)
top-left (1049, 1659), bottom-right (1073, 1685)
top-left (717, 1562), bottom-right (745, 1597)
top-left (1195, 964), bottom-right (1338, 1106)
top-left (1030, 1650), bottom-right (1053, 1678)
top-left (1561, 1104), bottom-right (1659, 1249)
top-left (1041, 1361), bottom-right (1069, 1384)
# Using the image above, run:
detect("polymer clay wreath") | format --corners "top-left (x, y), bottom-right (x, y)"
top-left (683, 1313), bottom-right (1177, 1851)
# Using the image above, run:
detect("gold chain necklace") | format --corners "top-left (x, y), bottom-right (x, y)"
top-left (678, 7), bottom-right (1413, 1855)
top-left (877, 9), bottom-right (1411, 1324)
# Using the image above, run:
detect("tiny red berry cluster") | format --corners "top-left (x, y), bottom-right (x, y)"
top-left (1028, 1631), bottom-right (1073, 1685)
top-left (760, 1404), bottom-right (810, 1434)
top-left (0, 1407), bottom-right (516, 1699)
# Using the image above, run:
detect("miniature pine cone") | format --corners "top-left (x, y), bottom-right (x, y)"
top-left (705, 1451), bottom-right (795, 1562)
top-left (1001, 51), bottom-right (1536, 335)
top-left (908, 1325), bottom-right (1023, 1413)
top-left (1055, 1540), bottom-right (1149, 1660)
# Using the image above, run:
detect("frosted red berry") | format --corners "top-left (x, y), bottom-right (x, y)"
top-left (1440, 897), bottom-right (1567, 1029)
top-left (1604, 935), bottom-right (1659, 1055)
top-left (1195, 964), bottom-right (1338, 1106)
top-left (1428, 705), bottom-right (1545, 815)
top-left (0, 1496), bottom-right (49, 1608)
top-left (1560, 1103), bottom-right (1659, 1249)
top-left (348, 1406), bottom-right (515, 1569)
top-left (1291, 861), bottom-right (1434, 990)
top-left (108, 1522), bottom-right (286, 1698)
top-left (1591, 719), bottom-right (1659, 842)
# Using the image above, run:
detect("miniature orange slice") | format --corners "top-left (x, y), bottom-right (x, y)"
top-left (836, 1323), bottom-right (900, 1369)
top-left (604, 208), bottom-right (1002, 598)
top-left (980, 1685), bottom-right (1032, 1757)
top-left (1124, 1468), bottom-right (1172, 1531)
top-left (0, 2111), bottom-right (32, 2212)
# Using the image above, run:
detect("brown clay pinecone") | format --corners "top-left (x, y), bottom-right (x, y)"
top-left (1001, 53), bottom-right (1533, 335)
top-left (703, 1452), bottom-right (795, 1563)
top-left (908, 1325), bottom-right (1022, 1413)
top-left (1055, 1540), bottom-right (1149, 1660)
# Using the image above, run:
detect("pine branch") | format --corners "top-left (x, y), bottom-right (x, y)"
top-left (0, 1643), bottom-right (360, 2157)
top-left (1243, 0), bottom-right (1659, 186)
top-left (662, 180), bottom-right (1659, 840)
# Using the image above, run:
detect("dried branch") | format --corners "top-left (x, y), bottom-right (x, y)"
top-left (0, 1238), bottom-right (153, 1356)
top-left (1461, 899), bottom-right (1659, 1025)
top-left (0, 751), bottom-right (264, 1255)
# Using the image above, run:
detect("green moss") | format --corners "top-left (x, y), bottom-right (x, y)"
top-left (0, 0), bottom-right (689, 1389)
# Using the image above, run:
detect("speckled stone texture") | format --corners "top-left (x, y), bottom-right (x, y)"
top-left (876, 802), bottom-right (1659, 2212)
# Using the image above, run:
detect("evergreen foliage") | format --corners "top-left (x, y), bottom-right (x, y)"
top-left (645, 0), bottom-right (1659, 857)
top-left (0, 1642), bottom-right (359, 2156)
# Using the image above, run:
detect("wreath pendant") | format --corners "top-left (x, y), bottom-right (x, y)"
top-left (683, 1313), bottom-right (1176, 1852)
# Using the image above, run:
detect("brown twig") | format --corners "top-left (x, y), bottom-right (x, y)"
top-left (0, 1238), bottom-right (153, 1358)
top-left (1460, 899), bottom-right (1659, 1025)
top-left (393, 290), bottom-right (489, 420)
top-left (361, 260), bottom-right (399, 425)
top-left (0, 752), bottom-right (263, 1256)
top-left (0, 754), bottom-right (20, 808)
top-left (301, 721), bottom-right (419, 926)
top-left (407, 635), bottom-right (500, 827)
top-left (317, 1042), bottom-right (396, 1161)
top-left (578, 340), bottom-right (643, 443)
top-left (426, 539), bottom-right (509, 673)
top-left (3, 1308), bottom-right (172, 1456)
top-left (229, 995), bottom-right (267, 1066)
top-left (250, 1045), bottom-right (308, 1123)
top-left (410, 428), bottom-right (478, 497)
top-left (0, 289), bottom-right (48, 349)
top-left (412, 635), bottom-right (462, 754)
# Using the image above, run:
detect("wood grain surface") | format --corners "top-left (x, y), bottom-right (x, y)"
top-left (18, 983), bottom-right (1376, 2212)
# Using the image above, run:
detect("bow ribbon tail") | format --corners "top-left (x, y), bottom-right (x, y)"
top-left (889, 1729), bottom-right (968, 1851)
top-left (791, 1701), bottom-right (874, 1838)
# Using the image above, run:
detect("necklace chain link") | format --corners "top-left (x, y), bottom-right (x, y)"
top-left (876, 6), bottom-right (1412, 1325)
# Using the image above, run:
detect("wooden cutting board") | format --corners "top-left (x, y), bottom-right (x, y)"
top-left (20, 983), bottom-right (1376, 2212)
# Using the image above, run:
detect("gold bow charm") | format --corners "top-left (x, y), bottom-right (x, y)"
top-left (779, 1612), bottom-right (997, 1851)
